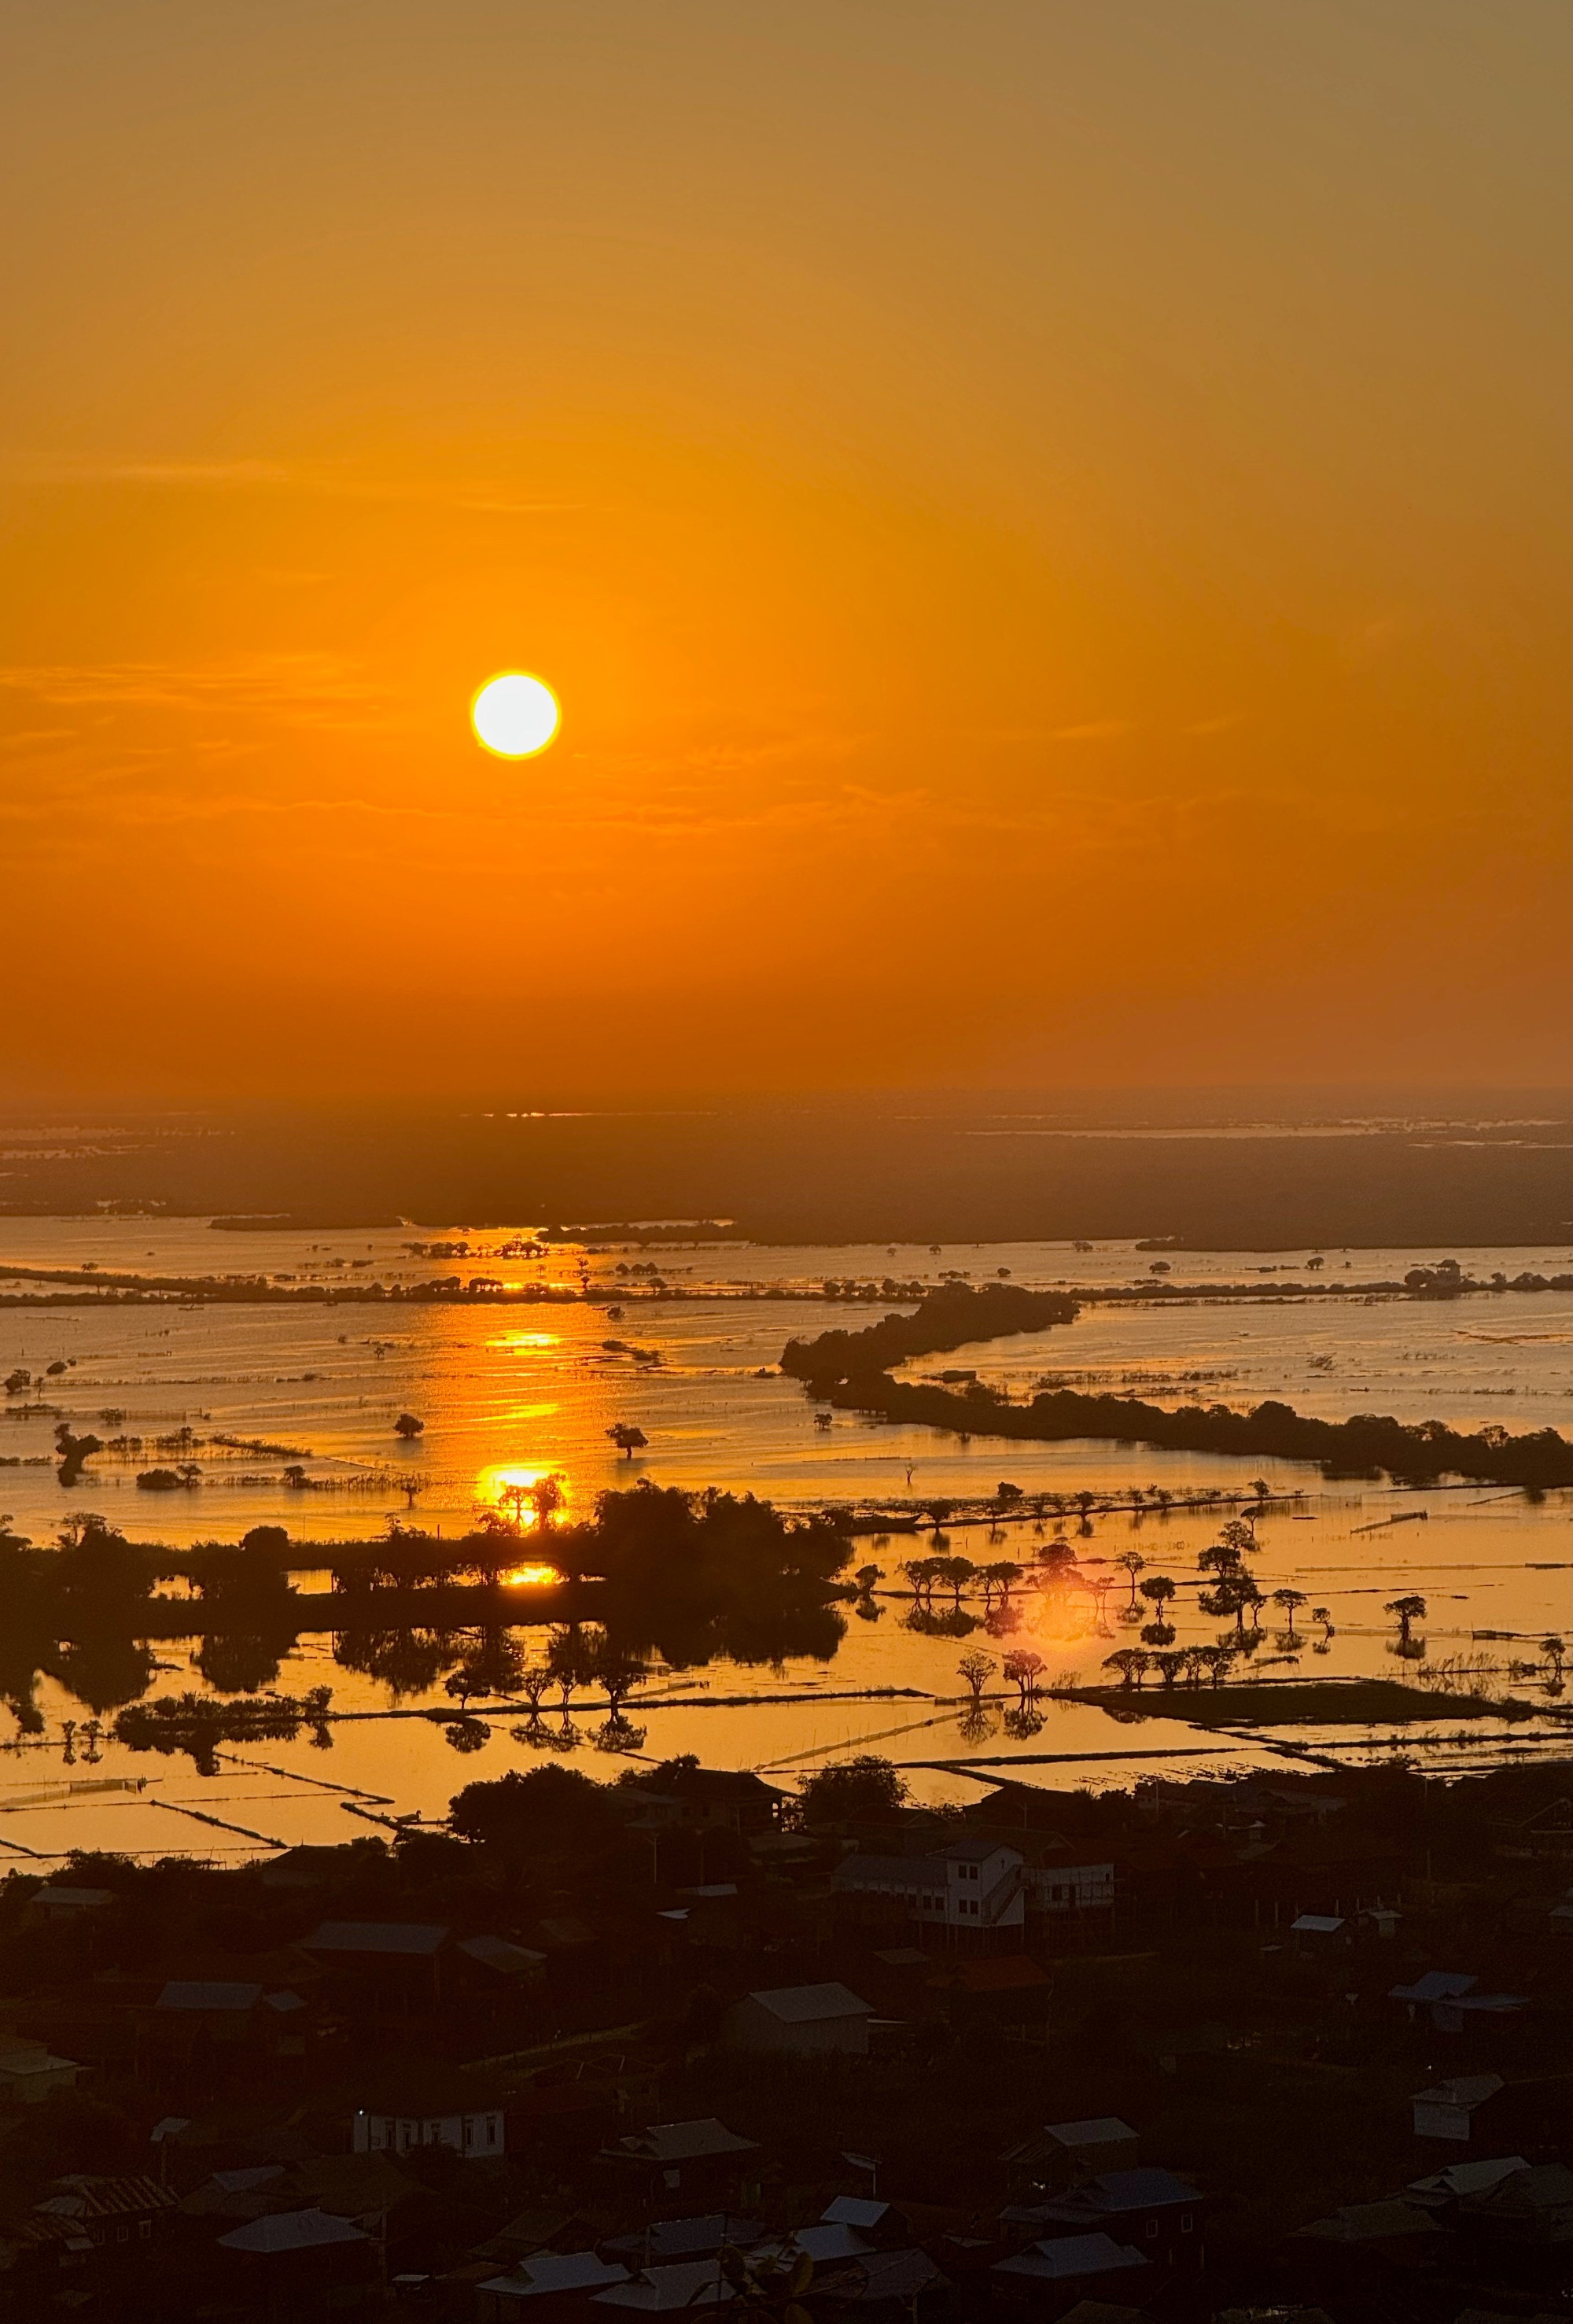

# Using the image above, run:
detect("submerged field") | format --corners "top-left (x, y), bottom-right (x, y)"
top-left (0, 1218), bottom-right (1567, 1862)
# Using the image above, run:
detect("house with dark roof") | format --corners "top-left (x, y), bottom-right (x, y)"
top-left (216, 2207), bottom-right (378, 2314)
top-left (992, 2231), bottom-right (1150, 2300)
top-left (299, 1920), bottom-right (451, 2013)
top-left (1019, 2168), bottom-right (1204, 2271)
top-left (598, 2118), bottom-right (761, 2204)
top-left (621, 1765), bottom-right (786, 1835)
top-left (1002, 2119), bottom-right (1140, 2197)
top-left (723, 1983), bottom-right (873, 2056)
top-left (477, 2250), bottom-right (632, 2319)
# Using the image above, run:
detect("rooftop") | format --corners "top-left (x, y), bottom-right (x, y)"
top-left (743, 1983), bottom-right (871, 2025)
top-left (995, 2234), bottom-right (1148, 2282)
top-left (1046, 2118), bottom-right (1139, 2149)
top-left (612, 2119), bottom-right (760, 2165)
top-left (219, 2207), bottom-right (370, 2256)
top-left (302, 1920), bottom-right (448, 1957)
top-left (157, 1980), bottom-right (263, 2013)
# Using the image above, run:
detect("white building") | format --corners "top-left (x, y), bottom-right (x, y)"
top-left (353, 2101), bottom-right (504, 2160)
top-left (834, 1837), bottom-right (1026, 1934)
top-left (1411, 2075), bottom-right (1505, 2144)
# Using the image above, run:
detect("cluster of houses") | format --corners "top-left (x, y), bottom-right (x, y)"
top-left (0, 1759), bottom-right (1568, 2318)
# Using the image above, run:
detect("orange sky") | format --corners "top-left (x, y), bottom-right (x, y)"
top-left (2, 1), bottom-right (1567, 1097)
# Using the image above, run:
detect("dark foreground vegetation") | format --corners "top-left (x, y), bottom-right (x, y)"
top-left (0, 1747), bottom-right (1568, 2322)
top-left (784, 1286), bottom-right (1573, 1488)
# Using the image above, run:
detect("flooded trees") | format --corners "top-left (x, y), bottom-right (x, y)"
top-left (1103, 1647), bottom-right (1151, 1690)
top-left (956, 1650), bottom-right (996, 1703)
top-left (1387, 1594), bottom-right (1427, 1660)
top-left (1138, 1573), bottom-right (1177, 1643)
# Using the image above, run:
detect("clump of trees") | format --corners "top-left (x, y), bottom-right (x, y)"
top-left (781, 1282), bottom-right (1080, 1392)
top-left (794, 1754), bottom-right (909, 1825)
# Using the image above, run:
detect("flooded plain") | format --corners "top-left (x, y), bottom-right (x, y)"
top-left (0, 1219), bottom-right (1567, 1859)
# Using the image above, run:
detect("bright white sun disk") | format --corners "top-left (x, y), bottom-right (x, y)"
top-left (472, 673), bottom-right (559, 757)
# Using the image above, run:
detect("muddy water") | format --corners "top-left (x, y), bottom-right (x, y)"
top-left (0, 1220), bottom-right (1567, 1856)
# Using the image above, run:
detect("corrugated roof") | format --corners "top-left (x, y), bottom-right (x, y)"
top-left (818, 2249), bottom-right (943, 2304)
top-left (1413, 2075), bottom-right (1505, 2108)
top-left (458, 1934), bottom-right (547, 1975)
top-left (1043, 2169), bottom-right (1198, 2219)
top-left (594, 2258), bottom-right (728, 2310)
top-left (1046, 2119), bottom-right (1137, 2149)
top-left (37, 2177), bottom-right (175, 2221)
top-left (745, 1983), bottom-right (871, 2025)
top-left (821, 2198), bottom-right (890, 2230)
top-left (303, 1920), bottom-right (448, 1955)
top-left (792, 2225), bottom-right (873, 2263)
top-left (219, 2207), bottom-right (370, 2255)
top-left (157, 1980), bottom-right (263, 2012)
top-left (1391, 1972), bottom-right (1477, 2003)
top-left (621, 2119), bottom-right (759, 2164)
top-left (995, 2234), bottom-right (1148, 2282)
top-left (483, 2253), bottom-right (631, 2298)
top-left (1409, 2156), bottom-right (1528, 2202)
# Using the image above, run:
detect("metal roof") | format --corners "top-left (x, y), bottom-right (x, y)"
top-left (219, 2208), bottom-right (370, 2255)
top-left (303, 1920), bottom-right (448, 1956)
top-left (821, 2198), bottom-right (891, 2230)
top-left (1391, 1972), bottom-right (1477, 2003)
top-left (1046, 2119), bottom-right (1137, 2149)
top-left (1413, 2075), bottom-right (1505, 2108)
top-left (157, 1980), bottom-right (263, 2012)
top-left (621, 2118), bottom-right (759, 2164)
top-left (995, 2234), bottom-right (1148, 2282)
top-left (744, 1983), bottom-right (871, 2025)
top-left (458, 1934), bottom-right (547, 1975)
top-left (593, 2259), bottom-right (728, 2310)
top-left (1043, 2169), bottom-right (1199, 2218)
top-left (483, 2254), bottom-right (631, 2299)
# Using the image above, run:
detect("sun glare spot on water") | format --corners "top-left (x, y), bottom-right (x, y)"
top-left (471, 672), bottom-right (559, 758)
top-left (475, 1461), bottom-right (569, 1534)
top-left (502, 1562), bottom-right (562, 1588)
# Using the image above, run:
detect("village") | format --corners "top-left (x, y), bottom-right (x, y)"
top-left (0, 1748), bottom-right (1567, 2324)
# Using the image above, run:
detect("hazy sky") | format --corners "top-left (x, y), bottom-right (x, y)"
top-left (2, 0), bottom-right (1566, 1097)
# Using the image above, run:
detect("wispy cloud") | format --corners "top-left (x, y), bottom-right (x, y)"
top-left (6, 454), bottom-right (580, 519)
top-left (1051, 718), bottom-right (1130, 742)
top-left (0, 652), bottom-right (391, 732)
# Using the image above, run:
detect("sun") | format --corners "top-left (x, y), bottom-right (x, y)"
top-left (471, 672), bottom-right (560, 758)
